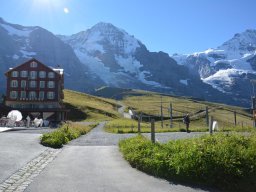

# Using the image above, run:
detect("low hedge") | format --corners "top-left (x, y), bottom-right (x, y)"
top-left (41, 123), bottom-right (96, 148)
top-left (119, 134), bottom-right (256, 191)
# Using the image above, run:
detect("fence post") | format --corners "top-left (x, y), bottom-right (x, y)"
top-left (170, 103), bottom-right (173, 128)
top-left (209, 116), bottom-right (213, 134)
top-left (138, 113), bottom-right (141, 134)
top-left (161, 97), bottom-right (163, 128)
top-left (234, 111), bottom-right (237, 126)
top-left (252, 97), bottom-right (256, 127)
top-left (151, 119), bottom-right (155, 143)
top-left (206, 106), bottom-right (209, 126)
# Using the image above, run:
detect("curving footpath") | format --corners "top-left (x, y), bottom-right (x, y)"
top-left (23, 123), bottom-right (211, 192)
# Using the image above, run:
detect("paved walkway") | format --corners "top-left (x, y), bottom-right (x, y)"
top-left (0, 132), bottom-right (47, 184)
top-left (24, 123), bottom-right (211, 192)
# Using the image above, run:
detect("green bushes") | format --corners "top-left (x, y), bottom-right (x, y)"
top-left (41, 123), bottom-right (95, 148)
top-left (119, 134), bottom-right (256, 191)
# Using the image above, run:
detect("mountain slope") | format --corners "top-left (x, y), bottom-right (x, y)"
top-left (172, 29), bottom-right (256, 106)
top-left (59, 22), bottom-right (236, 105)
top-left (0, 18), bottom-right (103, 93)
top-left (0, 18), bottom-right (254, 107)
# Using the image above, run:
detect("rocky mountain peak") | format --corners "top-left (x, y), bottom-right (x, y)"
top-left (218, 29), bottom-right (256, 55)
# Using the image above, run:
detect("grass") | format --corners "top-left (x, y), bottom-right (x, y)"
top-left (122, 92), bottom-right (254, 132)
top-left (63, 89), bottom-right (121, 121)
top-left (62, 89), bottom-right (254, 132)
top-left (105, 116), bottom-right (254, 134)
top-left (105, 118), bottom-right (208, 133)
top-left (41, 122), bottom-right (97, 148)
top-left (119, 134), bottom-right (256, 191)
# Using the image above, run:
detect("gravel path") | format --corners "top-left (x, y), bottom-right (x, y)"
top-left (68, 122), bottom-right (206, 146)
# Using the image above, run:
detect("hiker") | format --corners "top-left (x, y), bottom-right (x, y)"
top-left (183, 114), bottom-right (190, 133)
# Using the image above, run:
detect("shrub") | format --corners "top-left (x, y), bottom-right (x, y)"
top-left (41, 123), bottom-right (96, 148)
top-left (119, 133), bottom-right (256, 191)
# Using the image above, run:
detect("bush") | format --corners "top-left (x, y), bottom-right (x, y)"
top-left (41, 123), bottom-right (96, 148)
top-left (119, 134), bottom-right (256, 191)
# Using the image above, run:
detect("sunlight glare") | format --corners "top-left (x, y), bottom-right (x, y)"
top-left (64, 7), bottom-right (69, 14)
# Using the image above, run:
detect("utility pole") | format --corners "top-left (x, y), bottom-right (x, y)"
top-left (160, 96), bottom-right (163, 128)
top-left (169, 102), bottom-right (173, 128)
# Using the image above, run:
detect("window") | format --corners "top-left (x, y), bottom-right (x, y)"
top-left (39, 81), bottom-right (45, 88)
top-left (29, 81), bottom-right (37, 88)
top-left (39, 91), bottom-right (44, 100)
top-left (30, 61), bottom-right (37, 68)
top-left (20, 71), bottom-right (28, 78)
top-left (47, 92), bottom-right (55, 99)
top-left (21, 80), bottom-right (26, 88)
top-left (48, 81), bottom-right (55, 88)
top-left (39, 71), bottom-right (46, 78)
top-left (11, 71), bottom-right (18, 77)
top-left (10, 80), bottom-right (18, 88)
top-left (30, 71), bottom-right (37, 79)
top-left (48, 72), bottom-right (55, 78)
top-left (39, 104), bottom-right (44, 109)
top-left (29, 91), bottom-right (36, 99)
top-left (20, 91), bottom-right (26, 99)
top-left (10, 91), bottom-right (17, 99)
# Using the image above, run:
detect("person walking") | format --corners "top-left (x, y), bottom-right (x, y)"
top-left (183, 114), bottom-right (190, 133)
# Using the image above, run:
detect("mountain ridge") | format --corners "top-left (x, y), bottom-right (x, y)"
top-left (0, 17), bottom-right (254, 107)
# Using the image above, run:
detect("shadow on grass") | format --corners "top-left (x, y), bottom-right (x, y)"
top-left (64, 102), bottom-right (87, 121)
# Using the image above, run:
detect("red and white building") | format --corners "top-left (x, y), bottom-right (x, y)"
top-left (4, 58), bottom-right (68, 121)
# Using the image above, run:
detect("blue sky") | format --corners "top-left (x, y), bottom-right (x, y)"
top-left (0, 0), bottom-right (256, 54)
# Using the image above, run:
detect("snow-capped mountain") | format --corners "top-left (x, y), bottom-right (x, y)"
top-left (59, 22), bottom-right (233, 105)
top-left (0, 17), bottom-right (254, 107)
top-left (172, 29), bottom-right (256, 106)
top-left (58, 22), bottom-right (163, 88)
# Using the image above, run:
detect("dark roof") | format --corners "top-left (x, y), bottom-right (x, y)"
top-left (5, 58), bottom-right (61, 76)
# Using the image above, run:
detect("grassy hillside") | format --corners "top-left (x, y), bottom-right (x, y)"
top-left (63, 89), bottom-right (121, 121)
top-left (93, 86), bottom-right (150, 99)
top-left (121, 90), bottom-right (253, 131)
top-left (64, 88), bottom-right (254, 132)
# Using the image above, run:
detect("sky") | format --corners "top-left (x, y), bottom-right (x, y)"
top-left (0, 0), bottom-right (256, 55)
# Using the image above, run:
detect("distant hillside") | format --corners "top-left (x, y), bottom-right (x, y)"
top-left (64, 88), bottom-right (253, 132)
top-left (93, 86), bottom-right (148, 99)
top-left (63, 89), bottom-right (121, 121)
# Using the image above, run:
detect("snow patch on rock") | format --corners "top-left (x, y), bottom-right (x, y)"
top-left (12, 54), bottom-right (19, 60)
top-left (115, 55), bottom-right (142, 73)
top-left (202, 69), bottom-right (249, 92)
top-left (0, 23), bottom-right (35, 37)
top-left (180, 79), bottom-right (188, 86)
